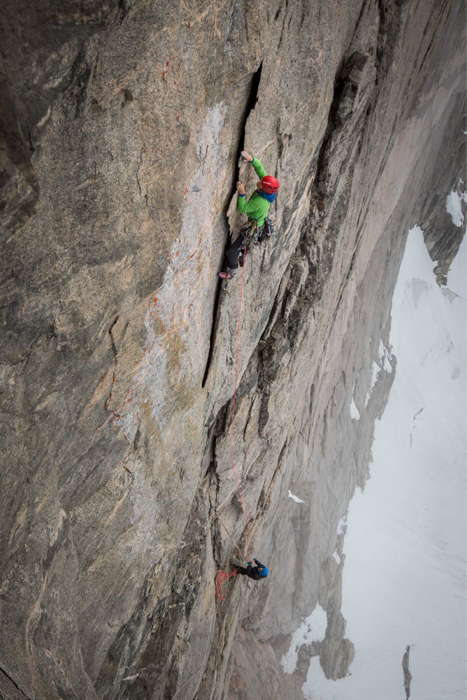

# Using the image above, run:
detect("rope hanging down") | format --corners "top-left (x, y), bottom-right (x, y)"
top-left (204, 223), bottom-right (257, 425)
top-left (215, 252), bottom-right (254, 602)
top-left (229, 253), bottom-right (253, 560)
top-left (219, 519), bottom-right (248, 564)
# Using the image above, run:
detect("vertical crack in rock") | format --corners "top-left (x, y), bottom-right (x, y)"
top-left (0, 75), bottom-right (39, 240)
top-left (136, 149), bottom-right (149, 207)
top-left (277, 0), bottom-right (289, 50)
top-left (201, 62), bottom-right (263, 389)
top-left (402, 645), bottom-right (412, 699)
top-left (205, 402), bottom-right (230, 566)
top-left (234, 61), bottom-right (263, 171)
top-left (0, 666), bottom-right (32, 699)
top-left (68, 45), bottom-right (94, 119)
top-left (118, 0), bottom-right (136, 24)
top-left (136, 151), bottom-right (143, 198)
top-left (376, 0), bottom-right (387, 69)
top-left (255, 219), bottom-right (317, 437)
top-left (314, 49), bottom-right (369, 201)
top-left (104, 316), bottom-right (119, 413)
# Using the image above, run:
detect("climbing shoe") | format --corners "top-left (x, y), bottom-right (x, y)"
top-left (239, 254), bottom-right (245, 267)
top-left (218, 271), bottom-right (234, 280)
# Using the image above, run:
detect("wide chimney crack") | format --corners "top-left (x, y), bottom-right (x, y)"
top-left (201, 62), bottom-right (263, 390)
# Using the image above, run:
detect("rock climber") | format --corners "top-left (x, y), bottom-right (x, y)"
top-left (218, 150), bottom-right (280, 280)
top-left (236, 558), bottom-right (269, 580)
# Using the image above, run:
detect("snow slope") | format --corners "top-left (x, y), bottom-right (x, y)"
top-left (303, 228), bottom-right (466, 699)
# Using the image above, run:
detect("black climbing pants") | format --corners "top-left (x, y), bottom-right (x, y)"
top-left (226, 234), bottom-right (246, 270)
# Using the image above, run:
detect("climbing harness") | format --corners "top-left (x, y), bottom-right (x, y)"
top-left (241, 217), bottom-right (274, 253)
top-left (241, 221), bottom-right (259, 252)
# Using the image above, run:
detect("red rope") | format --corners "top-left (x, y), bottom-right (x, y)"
top-left (215, 568), bottom-right (238, 602)
top-left (229, 252), bottom-right (253, 561)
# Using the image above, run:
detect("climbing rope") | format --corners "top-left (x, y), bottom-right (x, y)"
top-left (204, 222), bottom-right (259, 426)
top-left (214, 254), bottom-right (256, 603)
top-left (229, 252), bottom-right (253, 561)
top-left (215, 551), bottom-right (246, 602)
top-left (204, 224), bottom-right (255, 426)
top-left (219, 519), bottom-right (248, 564)
top-left (215, 568), bottom-right (238, 603)
top-left (207, 235), bottom-right (259, 603)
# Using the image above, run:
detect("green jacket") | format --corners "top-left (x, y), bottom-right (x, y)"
top-left (237, 157), bottom-right (273, 228)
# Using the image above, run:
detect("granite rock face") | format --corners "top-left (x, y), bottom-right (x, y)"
top-left (0, 1), bottom-right (464, 699)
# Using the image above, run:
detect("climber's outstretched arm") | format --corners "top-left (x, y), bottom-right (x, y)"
top-left (242, 150), bottom-right (267, 179)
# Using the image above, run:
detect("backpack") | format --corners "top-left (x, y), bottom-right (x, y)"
top-left (260, 217), bottom-right (274, 242)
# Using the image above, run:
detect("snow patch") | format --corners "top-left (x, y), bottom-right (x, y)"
top-left (378, 340), bottom-right (393, 373)
top-left (446, 187), bottom-right (467, 227)
top-left (445, 234), bottom-right (466, 299)
top-left (288, 490), bottom-right (305, 504)
top-left (304, 226), bottom-right (466, 699)
top-left (349, 398), bottom-right (360, 420)
top-left (281, 605), bottom-right (328, 674)
top-left (304, 657), bottom-right (339, 700)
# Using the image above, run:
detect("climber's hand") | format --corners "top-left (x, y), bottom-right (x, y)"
top-left (236, 181), bottom-right (245, 194)
top-left (241, 151), bottom-right (253, 162)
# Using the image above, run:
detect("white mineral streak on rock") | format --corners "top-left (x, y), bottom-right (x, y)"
top-left (446, 186), bottom-right (467, 227)
top-left (118, 103), bottom-right (227, 439)
top-left (288, 490), bottom-right (305, 504)
top-left (303, 228), bottom-right (466, 699)
top-left (281, 604), bottom-right (328, 674)
top-left (349, 398), bottom-right (360, 420)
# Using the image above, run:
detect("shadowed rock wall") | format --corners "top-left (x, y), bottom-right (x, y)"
top-left (0, 1), bottom-right (464, 699)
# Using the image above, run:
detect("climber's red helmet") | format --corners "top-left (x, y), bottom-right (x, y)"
top-left (260, 175), bottom-right (280, 194)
